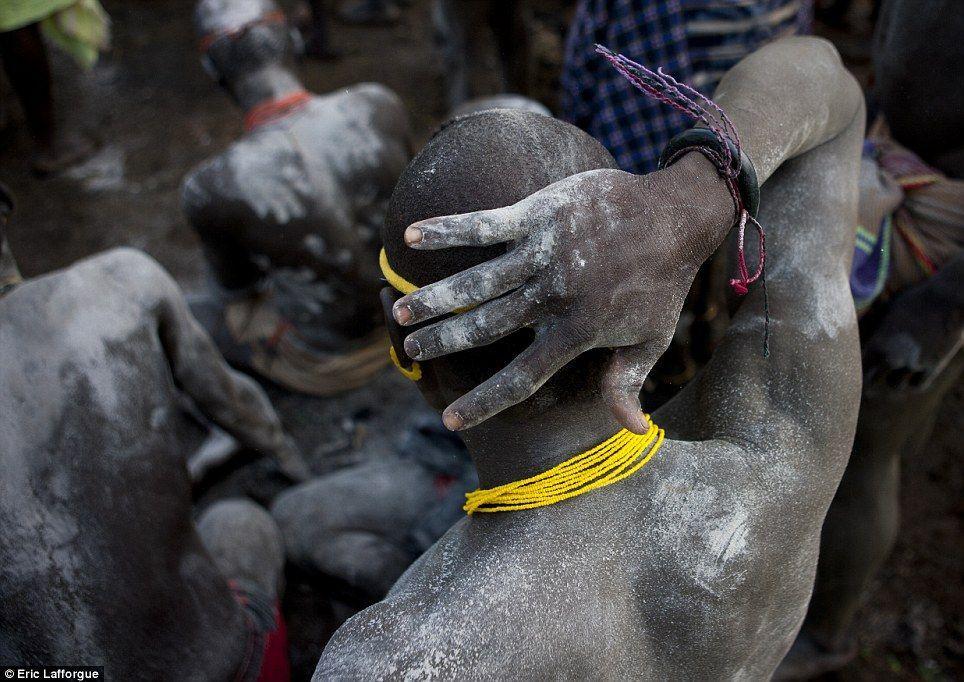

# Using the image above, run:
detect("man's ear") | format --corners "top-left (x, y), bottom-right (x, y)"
top-left (381, 287), bottom-right (416, 371)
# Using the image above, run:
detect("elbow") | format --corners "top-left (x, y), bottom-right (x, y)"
top-left (789, 36), bottom-right (864, 120)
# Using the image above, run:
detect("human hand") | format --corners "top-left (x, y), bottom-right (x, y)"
top-left (392, 153), bottom-right (733, 432)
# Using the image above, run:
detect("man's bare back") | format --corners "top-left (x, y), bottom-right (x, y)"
top-left (316, 37), bottom-right (865, 679)
top-left (0, 247), bottom-right (300, 677)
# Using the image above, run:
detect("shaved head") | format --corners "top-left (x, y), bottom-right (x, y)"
top-left (383, 109), bottom-right (618, 403)
top-left (384, 109), bottom-right (617, 289)
top-left (194, 0), bottom-right (288, 82)
top-left (194, 0), bottom-right (279, 38)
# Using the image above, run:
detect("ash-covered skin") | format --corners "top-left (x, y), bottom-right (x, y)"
top-left (184, 0), bottom-right (411, 347)
top-left (0, 242), bottom-right (303, 676)
top-left (195, 0), bottom-right (276, 37)
top-left (862, 255), bottom-right (964, 397)
top-left (449, 94), bottom-right (551, 119)
top-left (778, 3), bottom-right (964, 672)
top-left (393, 37), bottom-right (863, 434)
top-left (196, 498), bottom-right (286, 598)
top-left (779, 255), bottom-right (964, 678)
top-left (272, 419), bottom-right (475, 603)
top-left (315, 38), bottom-right (866, 679)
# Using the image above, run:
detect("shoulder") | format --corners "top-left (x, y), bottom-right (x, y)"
top-left (339, 82), bottom-right (405, 113)
top-left (317, 84), bottom-right (410, 144)
top-left (80, 247), bottom-right (172, 283)
top-left (316, 525), bottom-right (574, 679)
top-left (315, 596), bottom-right (512, 681)
top-left (63, 248), bottom-right (180, 307)
top-left (181, 135), bottom-right (300, 216)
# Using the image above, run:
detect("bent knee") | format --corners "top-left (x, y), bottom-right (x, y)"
top-left (197, 498), bottom-right (285, 596)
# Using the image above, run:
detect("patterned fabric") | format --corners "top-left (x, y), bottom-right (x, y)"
top-left (561, 0), bottom-right (810, 174)
top-left (850, 119), bottom-right (964, 312)
top-left (850, 216), bottom-right (893, 312)
top-left (229, 579), bottom-right (291, 682)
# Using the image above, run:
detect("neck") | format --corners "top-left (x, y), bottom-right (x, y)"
top-left (459, 390), bottom-right (623, 489)
top-left (229, 64), bottom-right (304, 112)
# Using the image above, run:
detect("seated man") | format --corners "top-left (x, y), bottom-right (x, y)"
top-left (272, 415), bottom-right (475, 603)
top-left (183, 0), bottom-right (411, 396)
top-left (0, 185), bottom-right (303, 678)
top-left (316, 37), bottom-right (865, 678)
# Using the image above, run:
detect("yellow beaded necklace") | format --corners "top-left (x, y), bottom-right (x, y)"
top-left (464, 422), bottom-right (663, 513)
top-left (380, 247), bottom-right (664, 513)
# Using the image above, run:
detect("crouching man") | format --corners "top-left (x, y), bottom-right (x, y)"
top-left (0, 185), bottom-right (305, 679)
top-left (184, 0), bottom-right (411, 396)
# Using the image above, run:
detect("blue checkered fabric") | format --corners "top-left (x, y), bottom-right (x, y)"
top-left (561, 0), bottom-right (811, 174)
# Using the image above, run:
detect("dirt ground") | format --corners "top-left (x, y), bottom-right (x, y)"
top-left (0, 0), bottom-right (960, 680)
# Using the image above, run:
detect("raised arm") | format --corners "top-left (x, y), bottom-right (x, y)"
top-left (147, 254), bottom-right (310, 480)
top-left (655, 99), bottom-right (864, 461)
top-left (390, 37), bottom-right (864, 433)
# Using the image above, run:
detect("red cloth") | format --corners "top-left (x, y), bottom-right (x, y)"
top-left (229, 580), bottom-right (291, 682)
top-left (256, 606), bottom-right (290, 682)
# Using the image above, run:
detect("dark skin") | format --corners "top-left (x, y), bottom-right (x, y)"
top-left (434, 0), bottom-right (530, 110)
top-left (0, 243), bottom-right (299, 675)
top-left (0, 23), bottom-right (94, 173)
top-left (872, 0), bottom-right (964, 177)
top-left (778, 1), bottom-right (964, 673)
top-left (778, 255), bottom-right (964, 678)
top-left (184, 7), bottom-right (411, 347)
top-left (272, 445), bottom-right (473, 602)
top-left (391, 37), bottom-right (863, 434)
top-left (317, 37), bottom-right (865, 679)
top-left (0, 24), bottom-right (54, 149)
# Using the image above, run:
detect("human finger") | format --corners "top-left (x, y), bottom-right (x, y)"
top-left (441, 325), bottom-right (590, 430)
top-left (404, 205), bottom-right (527, 249)
top-left (601, 343), bottom-right (665, 434)
top-left (393, 247), bottom-right (534, 326)
top-left (403, 289), bottom-right (532, 361)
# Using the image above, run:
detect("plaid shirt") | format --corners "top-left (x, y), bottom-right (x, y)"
top-left (561, 0), bottom-right (811, 174)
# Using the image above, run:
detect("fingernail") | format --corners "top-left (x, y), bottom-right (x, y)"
top-left (404, 336), bottom-right (421, 360)
top-left (404, 226), bottom-right (423, 245)
top-left (443, 410), bottom-right (464, 431)
top-left (393, 304), bottom-right (411, 325)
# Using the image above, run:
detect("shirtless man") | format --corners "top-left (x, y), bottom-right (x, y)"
top-left (316, 36), bottom-right (865, 678)
top-left (184, 0), bottom-right (411, 395)
top-left (0, 185), bottom-right (304, 677)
